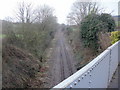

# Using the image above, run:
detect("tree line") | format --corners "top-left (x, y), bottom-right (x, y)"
top-left (67, 0), bottom-right (115, 52)
top-left (3, 1), bottom-right (58, 61)
top-left (65, 0), bottom-right (116, 69)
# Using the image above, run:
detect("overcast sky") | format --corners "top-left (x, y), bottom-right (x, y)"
top-left (0, 0), bottom-right (119, 24)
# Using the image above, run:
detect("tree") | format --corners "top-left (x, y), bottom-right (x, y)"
top-left (15, 1), bottom-right (35, 23)
top-left (4, 17), bottom-right (14, 22)
top-left (80, 13), bottom-right (116, 51)
top-left (99, 13), bottom-right (115, 32)
top-left (25, 3), bottom-right (33, 23)
top-left (11, 3), bottom-right (58, 60)
top-left (80, 13), bottom-right (103, 51)
top-left (67, 0), bottom-right (102, 25)
top-left (35, 5), bottom-right (54, 23)
top-left (34, 5), bottom-right (57, 31)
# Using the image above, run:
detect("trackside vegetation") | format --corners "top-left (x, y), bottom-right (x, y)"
top-left (110, 31), bottom-right (120, 44)
top-left (80, 13), bottom-right (115, 52)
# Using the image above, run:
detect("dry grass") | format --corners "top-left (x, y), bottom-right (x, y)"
top-left (98, 32), bottom-right (111, 51)
top-left (65, 28), bottom-right (96, 69)
top-left (2, 44), bottom-right (43, 88)
top-left (65, 27), bottom-right (111, 70)
top-left (80, 32), bottom-right (111, 65)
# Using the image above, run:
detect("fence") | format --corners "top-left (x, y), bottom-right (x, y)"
top-left (53, 41), bottom-right (119, 88)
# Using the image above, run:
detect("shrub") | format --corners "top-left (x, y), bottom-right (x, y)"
top-left (3, 21), bottom-right (57, 61)
top-left (80, 13), bottom-right (116, 52)
top-left (100, 13), bottom-right (115, 32)
top-left (80, 14), bottom-right (103, 51)
top-left (110, 31), bottom-right (120, 44)
top-left (98, 32), bottom-right (111, 51)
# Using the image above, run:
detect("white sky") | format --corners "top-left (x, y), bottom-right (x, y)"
top-left (0, 0), bottom-right (119, 24)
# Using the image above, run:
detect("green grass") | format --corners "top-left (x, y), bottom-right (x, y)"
top-left (0, 34), bottom-right (6, 38)
top-left (0, 34), bottom-right (22, 39)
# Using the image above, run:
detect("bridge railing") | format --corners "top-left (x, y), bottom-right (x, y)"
top-left (53, 41), bottom-right (119, 88)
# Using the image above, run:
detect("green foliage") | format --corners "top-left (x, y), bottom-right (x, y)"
top-left (3, 17), bottom-right (58, 61)
top-left (110, 31), bottom-right (120, 44)
top-left (100, 13), bottom-right (115, 32)
top-left (80, 13), bottom-right (116, 51)
top-left (80, 14), bottom-right (103, 51)
top-left (0, 34), bottom-right (6, 38)
top-left (66, 27), bottom-right (73, 36)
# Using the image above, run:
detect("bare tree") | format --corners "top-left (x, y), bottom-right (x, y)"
top-left (35, 5), bottom-right (54, 23)
top-left (16, 1), bottom-right (25, 23)
top-left (16, 1), bottom-right (35, 23)
top-left (26, 3), bottom-right (32, 23)
top-left (67, 0), bottom-right (103, 25)
top-left (4, 17), bottom-right (14, 22)
top-left (15, 2), bottom-right (57, 31)
top-left (34, 5), bottom-right (57, 31)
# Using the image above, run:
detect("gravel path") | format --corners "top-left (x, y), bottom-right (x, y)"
top-left (47, 29), bottom-right (76, 88)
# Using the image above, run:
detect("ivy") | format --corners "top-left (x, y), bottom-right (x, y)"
top-left (80, 13), bottom-right (115, 52)
top-left (100, 13), bottom-right (115, 32)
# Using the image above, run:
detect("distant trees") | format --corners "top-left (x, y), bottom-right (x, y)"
top-left (16, 2), bottom-right (35, 23)
top-left (34, 5), bottom-right (57, 32)
top-left (16, 2), bottom-right (28, 23)
top-left (15, 2), bottom-right (56, 25)
top-left (67, 0), bottom-right (102, 25)
top-left (4, 1), bottom-right (58, 61)
top-left (35, 5), bottom-right (55, 23)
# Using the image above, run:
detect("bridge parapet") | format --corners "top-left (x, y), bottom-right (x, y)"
top-left (53, 41), bottom-right (119, 88)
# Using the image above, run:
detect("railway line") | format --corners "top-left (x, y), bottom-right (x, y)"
top-left (48, 29), bottom-right (76, 87)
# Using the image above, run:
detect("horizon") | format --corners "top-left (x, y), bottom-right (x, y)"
top-left (0, 0), bottom-right (119, 24)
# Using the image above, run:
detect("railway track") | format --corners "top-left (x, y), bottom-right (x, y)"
top-left (60, 47), bottom-right (65, 81)
top-left (59, 36), bottom-right (74, 81)
top-left (61, 38), bottom-right (74, 75)
top-left (48, 29), bottom-right (76, 87)
top-left (63, 42), bottom-right (74, 75)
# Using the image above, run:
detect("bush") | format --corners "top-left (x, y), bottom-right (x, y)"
top-left (3, 20), bottom-right (57, 61)
top-left (80, 14), bottom-right (103, 51)
top-left (110, 31), bottom-right (120, 44)
top-left (80, 13), bottom-right (116, 52)
top-left (98, 32), bottom-right (111, 51)
top-left (100, 13), bottom-right (115, 32)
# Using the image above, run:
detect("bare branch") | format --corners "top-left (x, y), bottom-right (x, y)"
top-left (67, 0), bottom-right (103, 25)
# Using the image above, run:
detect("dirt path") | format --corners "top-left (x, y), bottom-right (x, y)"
top-left (47, 29), bottom-right (76, 88)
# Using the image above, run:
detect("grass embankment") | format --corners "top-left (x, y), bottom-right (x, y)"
top-left (0, 34), bottom-right (6, 38)
top-left (2, 45), bottom-right (43, 88)
top-left (2, 20), bottom-right (57, 88)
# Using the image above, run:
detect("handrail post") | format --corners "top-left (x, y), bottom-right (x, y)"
top-left (107, 48), bottom-right (111, 87)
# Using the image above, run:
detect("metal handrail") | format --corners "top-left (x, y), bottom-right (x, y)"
top-left (53, 40), bottom-right (119, 88)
